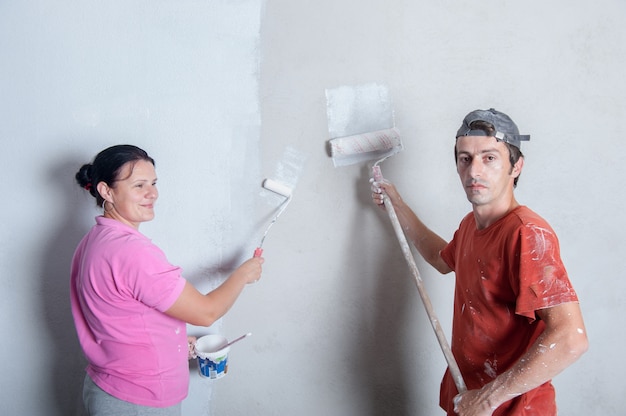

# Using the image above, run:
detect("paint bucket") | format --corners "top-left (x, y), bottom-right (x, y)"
top-left (195, 334), bottom-right (230, 379)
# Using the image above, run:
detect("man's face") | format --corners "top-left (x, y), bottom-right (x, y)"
top-left (455, 135), bottom-right (521, 208)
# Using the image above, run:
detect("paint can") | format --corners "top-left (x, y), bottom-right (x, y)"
top-left (195, 334), bottom-right (230, 379)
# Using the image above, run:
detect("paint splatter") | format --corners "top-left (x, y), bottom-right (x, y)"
top-left (484, 359), bottom-right (498, 378)
top-left (526, 223), bottom-right (555, 262)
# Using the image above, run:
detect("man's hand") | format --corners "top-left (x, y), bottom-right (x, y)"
top-left (453, 388), bottom-right (497, 416)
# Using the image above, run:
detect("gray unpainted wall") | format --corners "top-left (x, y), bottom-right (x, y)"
top-left (1, 1), bottom-right (625, 415)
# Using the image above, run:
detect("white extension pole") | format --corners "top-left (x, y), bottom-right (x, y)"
top-left (373, 165), bottom-right (467, 394)
top-left (253, 178), bottom-right (293, 257)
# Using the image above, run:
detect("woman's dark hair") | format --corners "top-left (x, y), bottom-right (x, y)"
top-left (454, 120), bottom-right (524, 187)
top-left (76, 145), bottom-right (155, 207)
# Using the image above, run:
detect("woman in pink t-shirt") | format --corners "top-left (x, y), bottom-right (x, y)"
top-left (71, 145), bottom-right (263, 416)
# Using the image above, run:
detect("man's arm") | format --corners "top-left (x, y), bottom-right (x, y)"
top-left (453, 301), bottom-right (589, 416)
top-left (372, 180), bottom-right (452, 274)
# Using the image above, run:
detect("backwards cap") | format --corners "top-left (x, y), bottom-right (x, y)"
top-left (456, 108), bottom-right (530, 149)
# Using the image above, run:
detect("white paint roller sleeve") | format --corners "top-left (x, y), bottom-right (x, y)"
top-left (262, 178), bottom-right (292, 197)
top-left (328, 127), bottom-right (403, 167)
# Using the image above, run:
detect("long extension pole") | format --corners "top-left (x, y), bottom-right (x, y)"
top-left (373, 165), bottom-right (467, 394)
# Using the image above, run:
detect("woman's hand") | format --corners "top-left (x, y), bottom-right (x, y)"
top-left (237, 257), bottom-right (264, 284)
top-left (187, 336), bottom-right (197, 360)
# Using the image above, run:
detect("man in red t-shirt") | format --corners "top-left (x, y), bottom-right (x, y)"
top-left (371, 108), bottom-right (588, 415)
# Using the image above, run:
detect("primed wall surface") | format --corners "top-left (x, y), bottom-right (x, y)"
top-left (1, 1), bottom-right (625, 415)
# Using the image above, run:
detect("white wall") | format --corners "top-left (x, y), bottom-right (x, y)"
top-left (0, 1), bottom-right (262, 415)
top-left (1, 1), bottom-right (625, 415)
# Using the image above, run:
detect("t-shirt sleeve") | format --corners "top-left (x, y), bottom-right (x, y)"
top-left (115, 239), bottom-right (187, 312)
top-left (513, 222), bottom-right (579, 320)
top-left (440, 232), bottom-right (457, 271)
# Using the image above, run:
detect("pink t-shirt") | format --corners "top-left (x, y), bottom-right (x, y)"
top-left (70, 216), bottom-right (188, 407)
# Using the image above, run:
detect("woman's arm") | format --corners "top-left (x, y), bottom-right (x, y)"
top-left (165, 257), bottom-right (263, 327)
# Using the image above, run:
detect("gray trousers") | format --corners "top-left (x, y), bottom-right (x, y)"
top-left (83, 374), bottom-right (182, 416)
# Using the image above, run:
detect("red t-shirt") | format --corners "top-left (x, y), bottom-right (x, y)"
top-left (439, 206), bottom-right (579, 415)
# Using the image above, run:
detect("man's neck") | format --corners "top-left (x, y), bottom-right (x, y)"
top-left (472, 197), bottom-right (520, 230)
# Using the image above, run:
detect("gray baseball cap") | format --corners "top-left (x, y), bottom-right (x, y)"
top-left (456, 108), bottom-right (530, 149)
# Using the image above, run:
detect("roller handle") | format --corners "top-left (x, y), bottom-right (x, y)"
top-left (371, 164), bottom-right (467, 394)
top-left (253, 247), bottom-right (263, 257)
top-left (372, 165), bottom-right (384, 182)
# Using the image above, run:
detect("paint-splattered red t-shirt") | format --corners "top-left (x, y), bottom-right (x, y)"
top-left (439, 206), bottom-right (579, 415)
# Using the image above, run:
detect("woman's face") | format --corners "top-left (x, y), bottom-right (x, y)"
top-left (99, 159), bottom-right (158, 229)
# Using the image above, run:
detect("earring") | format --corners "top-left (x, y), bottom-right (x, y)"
top-left (103, 200), bottom-right (114, 213)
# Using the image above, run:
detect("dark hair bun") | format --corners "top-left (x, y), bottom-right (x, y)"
top-left (75, 164), bottom-right (95, 196)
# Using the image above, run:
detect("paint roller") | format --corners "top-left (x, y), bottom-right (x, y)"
top-left (253, 178), bottom-right (293, 257)
top-left (328, 127), bottom-right (403, 167)
top-left (328, 130), bottom-right (468, 394)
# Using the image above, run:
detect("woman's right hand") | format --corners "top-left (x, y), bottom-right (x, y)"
top-left (237, 256), bottom-right (264, 284)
